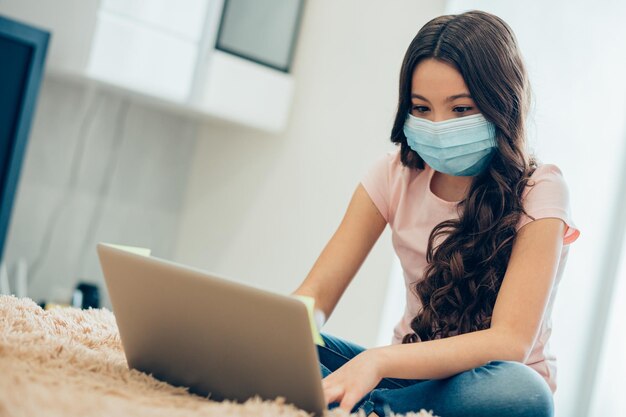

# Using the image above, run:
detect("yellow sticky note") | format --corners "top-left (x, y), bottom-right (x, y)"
top-left (105, 243), bottom-right (151, 257)
top-left (292, 295), bottom-right (325, 347)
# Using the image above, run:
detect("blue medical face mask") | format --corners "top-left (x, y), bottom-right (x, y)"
top-left (403, 112), bottom-right (498, 176)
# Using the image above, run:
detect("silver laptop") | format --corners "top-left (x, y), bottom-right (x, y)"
top-left (96, 243), bottom-right (326, 416)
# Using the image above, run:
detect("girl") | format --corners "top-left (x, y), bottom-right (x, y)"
top-left (292, 9), bottom-right (579, 417)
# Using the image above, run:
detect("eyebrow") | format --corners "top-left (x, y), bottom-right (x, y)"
top-left (411, 93), bottom-right (473, 103)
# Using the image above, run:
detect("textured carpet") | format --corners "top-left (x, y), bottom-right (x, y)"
top-left (0, 295), bottom-right (434, 417)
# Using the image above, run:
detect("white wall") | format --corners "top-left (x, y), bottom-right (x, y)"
top-left (3, 77), bottom-right (198, 306)
top-left (174, 0), bottom-right (446, 348)
top-left (444, 2), bottom-right (626, 417)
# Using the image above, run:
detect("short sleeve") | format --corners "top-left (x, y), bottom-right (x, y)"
top-left (360, 151), bottom-right (394, 223)
top-left (516, 164), bottom-right (580, 245)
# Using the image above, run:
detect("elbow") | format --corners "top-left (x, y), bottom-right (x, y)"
top-left (519, 342), bottom-right (535, 363)
top-left (507, 337), bottom-right (532, 363)
top-left (490, 328), bottom-right (533, 363)
top-left (512, 344), bottom-right (532, 363)
top-left (498, 345), bottom-right (528, 364)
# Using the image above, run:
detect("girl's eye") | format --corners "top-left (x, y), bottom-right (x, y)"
top-left (412, 106), bottom-right (429, 113)
top-left (454, 106), bottom-right (473, 113)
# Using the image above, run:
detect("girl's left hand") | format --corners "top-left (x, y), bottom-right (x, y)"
top-left (322, 348), bottom-right (385, 413)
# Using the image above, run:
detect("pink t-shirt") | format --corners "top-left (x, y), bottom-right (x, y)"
top-left (361, 147), bottom-right (580, 394)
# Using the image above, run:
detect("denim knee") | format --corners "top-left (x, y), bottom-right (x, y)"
top-left (349, 361), bottom-right (553, 417)
top-left (465, 360), bottom-right (554, 417)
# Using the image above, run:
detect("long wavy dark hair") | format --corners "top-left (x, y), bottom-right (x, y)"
top-left (392, 10), bottom-right (538, 343)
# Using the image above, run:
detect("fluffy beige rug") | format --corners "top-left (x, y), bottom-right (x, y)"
top-left (0, 295), bottom-right (434, 417)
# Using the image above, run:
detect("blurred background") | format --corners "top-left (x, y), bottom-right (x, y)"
top-left (0, 1), bottom-right (624, 416)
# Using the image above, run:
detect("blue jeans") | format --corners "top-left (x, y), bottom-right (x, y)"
top-left (318, 332), bottom-right (554, 417)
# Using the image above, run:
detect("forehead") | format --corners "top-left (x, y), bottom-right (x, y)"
top-left (411, 59), bottom-right (469, 98)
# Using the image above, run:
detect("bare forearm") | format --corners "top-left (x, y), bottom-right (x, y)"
top-left (373, 328), bottom-right (526, 380)
top-left (291, 228), bottom-right (376, 319)
top-left (292, 185), bottom-right (387, 322)
top-left (292, 247), bottom-right (358, 319)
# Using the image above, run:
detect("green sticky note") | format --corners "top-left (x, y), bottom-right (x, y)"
top-left (292, 295), bottom-right (325, 347)
top-left (105, 243), bottom-right (151, 257)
